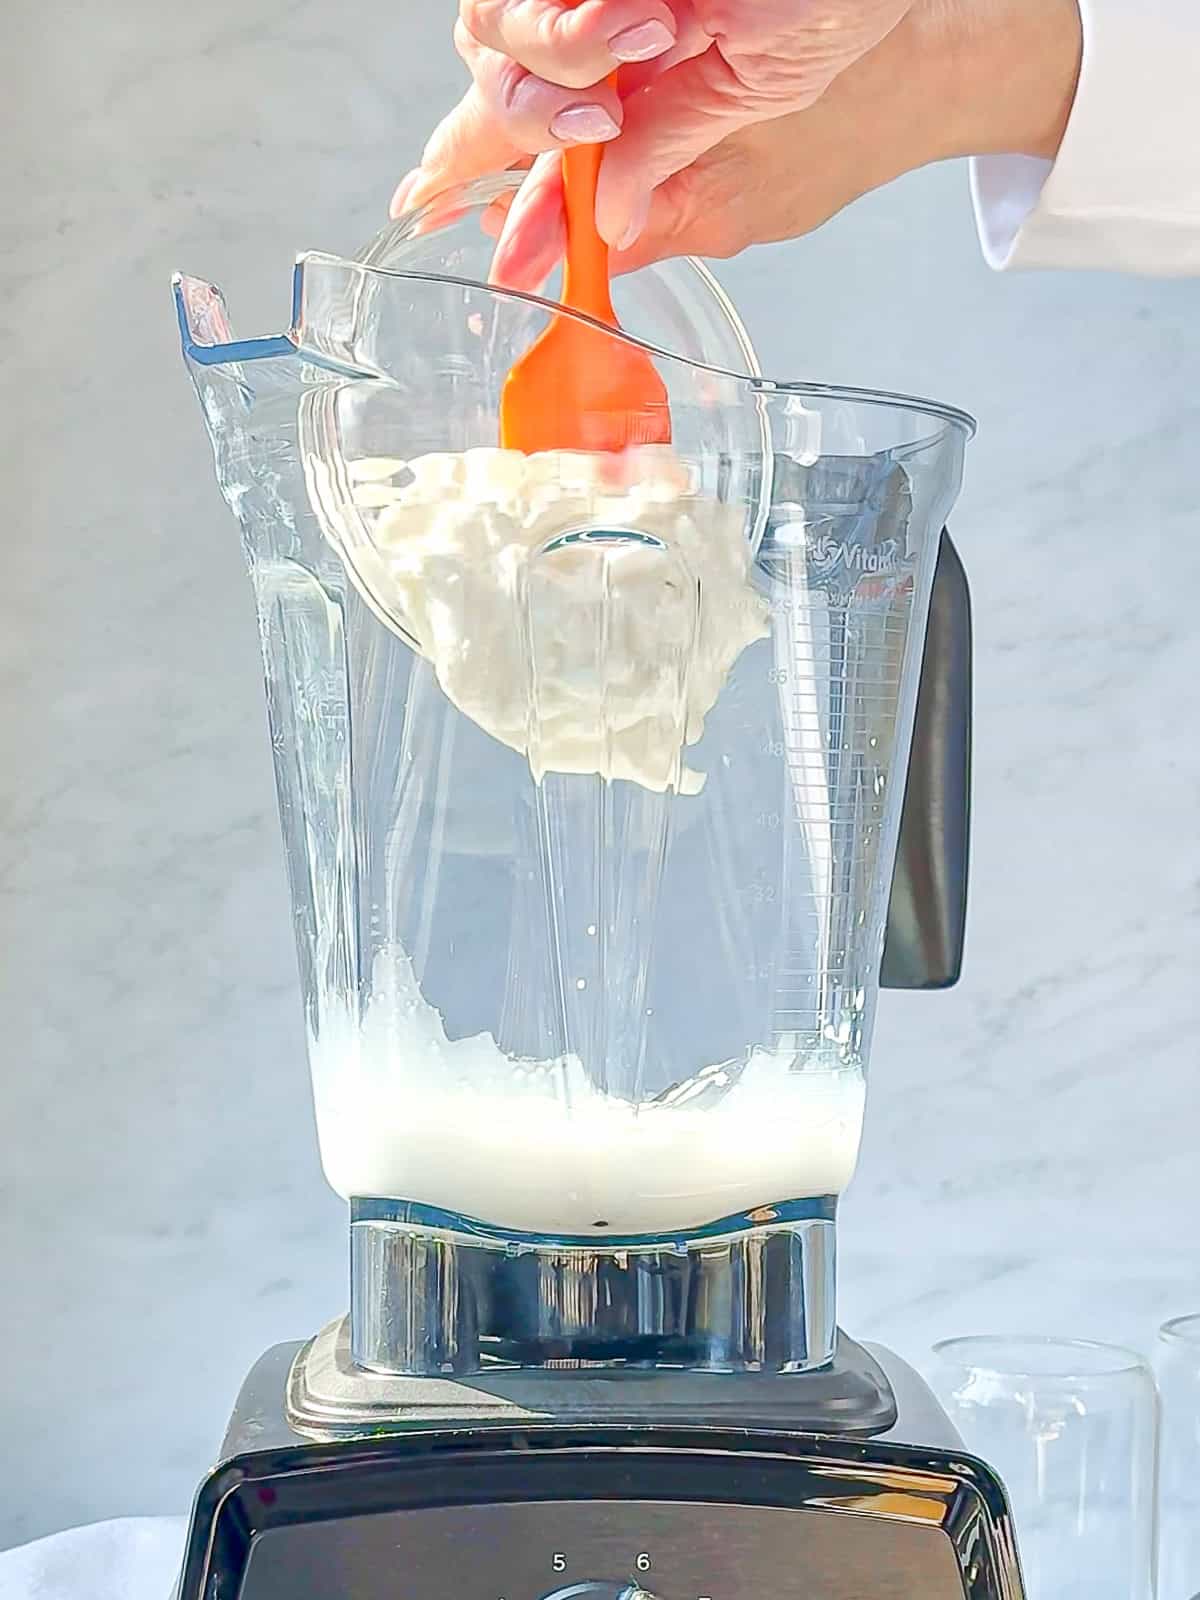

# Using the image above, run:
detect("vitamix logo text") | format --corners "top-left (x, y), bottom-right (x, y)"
top-left (808, 534), bottom-right (900, 577)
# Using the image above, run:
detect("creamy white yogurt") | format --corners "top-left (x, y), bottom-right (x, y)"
top-left (335, 446), bottom-right (768, 793)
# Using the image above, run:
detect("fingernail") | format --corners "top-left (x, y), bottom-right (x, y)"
top-left (608, 19), bottom-right (674, 62)
top-left (550, 103), bottom-right (621, 143)
top-left (616, 190), bottom-right (651, 251)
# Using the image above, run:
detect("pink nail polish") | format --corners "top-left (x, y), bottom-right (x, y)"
top-left (550, 103), bottom-right (621, 143)
top-left (608, 19), bottom-right (675, 62)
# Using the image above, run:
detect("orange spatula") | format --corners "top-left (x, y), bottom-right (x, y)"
top-left (499, 68), bottom-right (671, 455)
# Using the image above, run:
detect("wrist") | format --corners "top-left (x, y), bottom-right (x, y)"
top-left (930, 0), bottom-right (1083, 162)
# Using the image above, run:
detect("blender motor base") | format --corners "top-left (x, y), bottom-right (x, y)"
top-left (282, 1315), bottom-right (900, 1441)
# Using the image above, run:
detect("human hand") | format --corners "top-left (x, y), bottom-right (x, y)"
top-left (393, 0), bottom-right (1081, 289)
top-left (473, 0), bottom-right (1083, 288)
top-left (393, 0), bottom-right (918, 250)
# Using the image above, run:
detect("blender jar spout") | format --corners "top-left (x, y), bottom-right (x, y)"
top-left (173, 264), bottom-right (380, 381)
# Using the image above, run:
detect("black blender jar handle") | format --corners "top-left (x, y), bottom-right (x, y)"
top-left (881, 530), bottom-right (972, 990)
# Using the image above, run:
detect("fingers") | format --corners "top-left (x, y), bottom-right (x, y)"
top-left (609, 158), bottom-right (747, 274)
top-left (463, 20), bottom-right (627, 144)
top-left (489, 151), bottom-right (567, 291)
top-left (615, 93), bottom-right (894, 274)
top-left (607, 178), bottom-right (695, 275)
top-left (393, 0), bottom-right (695, 222)
top-left (486, 138), bottom-right (749, 295)
top-left (393, 82), bottom-right (522, 216)
top-left (608, 0), bottom-right (711, 93)
top-left (595, 48), bottom-right (765, 246)
top-left (460, 0), bottom-right (677, 88)
top-left (480, 186), bottom-right (518, 239)
top-left (395, 20), bottom-right (627, 216)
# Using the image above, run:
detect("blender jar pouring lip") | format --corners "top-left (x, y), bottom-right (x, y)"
top-left (172, 268), bottom-right (379, 382)
top-left (174, 255), bottom-right (744, 382)
top-left (173, 256), bottom-right (976, 448)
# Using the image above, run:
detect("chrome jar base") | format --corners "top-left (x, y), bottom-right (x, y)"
top-left (349, 1197), bottom-right (837, 1376)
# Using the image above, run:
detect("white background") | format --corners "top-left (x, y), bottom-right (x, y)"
top-left (2, 0), bottom-right (1198, 1553)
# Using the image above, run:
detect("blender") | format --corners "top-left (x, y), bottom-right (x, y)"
top-left (172, 176), bottom-right (1022, 1600)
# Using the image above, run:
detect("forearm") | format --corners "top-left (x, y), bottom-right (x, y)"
top-left (936, 0), bottom-right (1083, 164)
top-left (797, 0), bottom-right (1083, 211)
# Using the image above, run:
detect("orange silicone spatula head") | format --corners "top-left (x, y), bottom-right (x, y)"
top-left (499, 73), bottom-right (671, 455)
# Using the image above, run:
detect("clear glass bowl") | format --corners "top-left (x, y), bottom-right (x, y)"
top-left (355, 172), bottom-right (763, 378)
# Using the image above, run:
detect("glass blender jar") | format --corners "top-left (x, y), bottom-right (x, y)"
top-left (176, 175), bottom-right (973, 1379)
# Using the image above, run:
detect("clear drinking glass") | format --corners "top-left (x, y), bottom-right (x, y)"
top-left (1158, 1313), bottom-right (1200, 1600)
top-left (929, 1336), bottom-right (1158, 1600)
top-left (177, 176), bottom-right (972, 1374)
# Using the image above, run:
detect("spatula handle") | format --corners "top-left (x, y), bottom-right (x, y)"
top-left (561, 71), bottom-right (619, 326)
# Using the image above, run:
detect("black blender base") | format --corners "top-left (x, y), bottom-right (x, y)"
top-left (176, 1332), bottom-right (1024, 1600)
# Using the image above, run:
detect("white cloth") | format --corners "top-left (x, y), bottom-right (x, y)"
top-left (0, 1518), bottom-right (186, 1600)
top-left (970, 0), bottom-right (1200, 274)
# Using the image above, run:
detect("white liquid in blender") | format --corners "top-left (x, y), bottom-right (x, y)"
top-left (310, 952), bottom-right (866, 1236)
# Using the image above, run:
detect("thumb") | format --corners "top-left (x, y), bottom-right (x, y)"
top-left (609, 149), bottom-right (753, 274)
top-left (608, 172), bottom-right (700, 275)
top-left (488, 151), bottom-right (566, 291)
top-left (596, 47), bottom-right (769, 246)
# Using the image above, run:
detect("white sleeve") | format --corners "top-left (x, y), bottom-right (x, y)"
top-left (969, 0), bottom-right (1200, 275)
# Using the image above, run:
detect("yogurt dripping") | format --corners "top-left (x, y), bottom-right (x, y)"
top-left (336, 445), bottom-right (769, 793)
